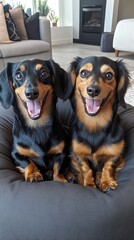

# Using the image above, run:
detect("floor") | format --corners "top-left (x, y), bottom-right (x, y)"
top-left (52, 43), bottom-right (134, 106)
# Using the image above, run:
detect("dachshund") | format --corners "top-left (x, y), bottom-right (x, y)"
top-left (66, 56), bottom-right (130, 192)
top-left (0, 59), bottom-right (70, 182)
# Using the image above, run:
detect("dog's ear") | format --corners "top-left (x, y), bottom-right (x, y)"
top-left (117, 60), bottom-right (130, 108)
top-left (65, 57), bottom-right (82, 98)
top-left (0, 63), bottom-right (14, 108)
top-left (47, 59), bottom-right (69, 100)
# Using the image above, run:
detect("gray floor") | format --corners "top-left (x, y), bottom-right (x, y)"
top-left (52, 43), bottom-right (134, 106)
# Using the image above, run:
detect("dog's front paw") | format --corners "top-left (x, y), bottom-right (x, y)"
top-left (100, 180), bottom-right (118, 192)
top-left (23, 161), bottom-right (44, 182)
top-left (26, 171), bottom-right (43, 182)
top-left (53, 174), bottom-right (68, 183)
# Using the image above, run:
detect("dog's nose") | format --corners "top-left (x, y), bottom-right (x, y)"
top-left (25, 88), bottom-right (39, 100)
top-left (87, 85), bottom-right (101, 97)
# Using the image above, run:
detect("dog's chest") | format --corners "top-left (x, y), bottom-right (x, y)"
top-left (72, 126), bottom-right (124, 163)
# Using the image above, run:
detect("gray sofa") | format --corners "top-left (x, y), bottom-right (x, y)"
top-left (0, 100), bottom-right (134, 240)
top-left (0, 17), bottom-right (52, 71)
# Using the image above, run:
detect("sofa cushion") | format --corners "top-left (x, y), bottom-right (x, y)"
top-left (0, 3), bottom-right (12, 44)
top-left (3, 4), bottom-right (21, 41)
top-left (0, 40), bottom-right (50, 58)
top-left (25, 12), bottom-right (40, 40)
top-left (9, 7), bottom-right (28, 40)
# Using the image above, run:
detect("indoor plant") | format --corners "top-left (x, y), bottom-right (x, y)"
top-left (35, 0), bottom-right (50, 16)
top-left (49, 9), bottom-right (59, 26)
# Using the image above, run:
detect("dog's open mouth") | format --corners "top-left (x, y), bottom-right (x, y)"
top-left (26, 100), bottom-right (43, 119)
top-left (82, 93), bottom-right (111, 116)
top-left (18, 93), bottom-right (48, 120)
top-left (85, 98), bottom-right (102, 116)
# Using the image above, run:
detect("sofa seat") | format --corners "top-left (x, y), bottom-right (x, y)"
top-left (0, 40), bottom-right (50, 58)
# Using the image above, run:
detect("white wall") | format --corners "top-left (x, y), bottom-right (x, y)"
top-left (72, 0), bottom-right (80, 39)
top-left (118, 0), bottom-right (134, 21)
top-left (104, 0), bottom-right (119, 32)
top-left (51, 26), bottom-right (73, 45)
top-left (59, 0), bottom-right (73, 26)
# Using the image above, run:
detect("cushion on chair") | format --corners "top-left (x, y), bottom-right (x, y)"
top-left (0, 103), bottom-right (134, 240)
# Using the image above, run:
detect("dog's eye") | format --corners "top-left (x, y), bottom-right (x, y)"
top-left (80, 70), bottom-right (90, 78)
top-left (40, 69), bottom-right (49, 79)
top-left (103, 72), bottom-right (113, 80)
top-left (15, 71), bottom-right (24, 81)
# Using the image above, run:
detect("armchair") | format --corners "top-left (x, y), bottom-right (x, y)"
top-left (113, 19), bottom-right (134, 56)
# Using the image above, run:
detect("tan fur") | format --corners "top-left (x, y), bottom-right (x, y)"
top-left (16, 145), bottom-right (40, 158)
top-left (15, 82), bottom-right (53, 127)
top-left (47, 141), bottom-right (65, 155)
top-left (74, 63), bottom-right (117, 132)
top-left (53, 162), bottom-right (67, 183)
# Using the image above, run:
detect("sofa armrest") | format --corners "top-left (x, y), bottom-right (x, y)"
top-left (39, 17), bottom-right (52, 56)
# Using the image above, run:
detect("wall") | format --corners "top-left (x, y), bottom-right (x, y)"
top-left (118, 0), bottom-right (134, 21)
top-left (60, 0), bottom-right (73, 26)
top-left (104, 0), bottom-right (119, 32)
top-left (72, 0), bottom-right (79, 39)
top-left (51, 26), bottom-right (73, 45)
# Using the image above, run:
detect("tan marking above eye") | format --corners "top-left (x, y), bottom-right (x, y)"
top-left (80, 63), bottom-right (93, 73)
top-left (100, 65), bottom-right (115, 76)
top-left (19, 65), bottom-right (26, 72)
top-left (35, 64), bottom-right (42, 71)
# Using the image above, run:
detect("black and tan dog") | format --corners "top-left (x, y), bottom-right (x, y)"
top-left (0, 59), bottom-right (70, 182)
top-left (66, 56), bottom-right (130, 192)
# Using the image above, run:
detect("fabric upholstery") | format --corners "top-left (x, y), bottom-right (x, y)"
top-left (0, 3), bottom-right (12, 43)
top-left (0, 40), bottom-right (50, 58)
top-left (9, 7), bottom-right (28, 40)
top-left (0, 102), bottom-right (134, 240)
top-left (113, 19), bottom-right (134, 52)
top-left (3, 3), bottom-right (21, 41)
top-left (25, 12), bottom-right (40, 40)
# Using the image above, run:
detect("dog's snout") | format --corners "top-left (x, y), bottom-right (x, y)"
top-left (25, 88), bottom-right (39, 100)
top-left (87, 85), bottom-right (101, 97)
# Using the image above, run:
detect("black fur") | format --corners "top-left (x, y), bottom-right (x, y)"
top-left (66, 56), bottom-right (130, 191)
top-left (0, 59), bottom-right (69, 182)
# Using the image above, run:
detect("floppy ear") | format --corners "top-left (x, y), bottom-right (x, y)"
top-left (65, 57), bottom-right (82, 98)
top-left (0, 63), bottom-right (14, 108)
top-left (116, 60), bottom-right (130, 108)
top-left (47, 59), bottom-right (69, 100)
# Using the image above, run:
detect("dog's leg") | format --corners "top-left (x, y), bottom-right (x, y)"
top-left (17, 161), bottom-right (43, 182)
top-left (12, 145), bottom-right (43, 182)
top-left (53, 162), bottom-right (68, 183)
top-left (81, 161), bottom-right (96, 188)
top-left (65, 157), bottom-right (81, 184)
top-left (99, 159), bottom-right (118, 192)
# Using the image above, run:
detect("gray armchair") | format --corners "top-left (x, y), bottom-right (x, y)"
top-left (0, 17), bottom-right (52, 71)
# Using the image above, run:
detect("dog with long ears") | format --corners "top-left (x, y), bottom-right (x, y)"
top-left (66, 56), bottom-right (130, 192)
top-left (0, 59), bottom-right (70, 182)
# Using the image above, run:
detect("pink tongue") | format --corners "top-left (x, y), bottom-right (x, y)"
top-left (26, 101), bottom-right (41, 118)
top-left (85, 99), bottom-right (101, 114)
